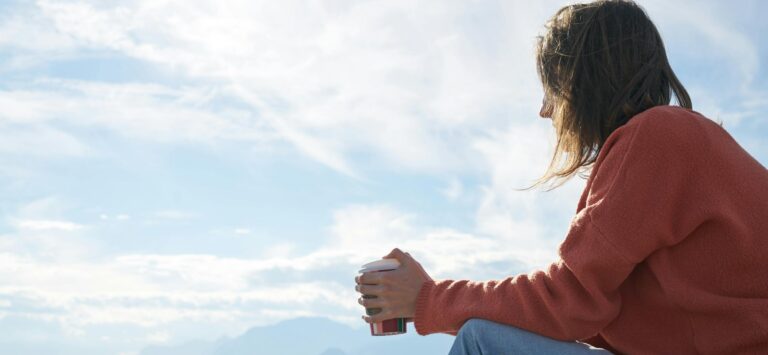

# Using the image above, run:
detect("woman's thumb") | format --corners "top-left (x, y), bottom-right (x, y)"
top-left (383, 248), bottom-right (410, 263)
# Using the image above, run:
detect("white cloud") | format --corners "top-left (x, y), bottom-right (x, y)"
top-left (0, 199), bottom-right (562, 341)
top-left (0, 79), bottom-right (275, 144)
top-left (14, 196), bottom-right (71, 219)
top-left (99, 214), bottom-right (131, 221)
top-left (0, 251), bottom-right (358, 327)
top-left (15, 220), bottom-right (84, 232)
top-left (0, 0), bottom-right (558, 177)
top-left (646, 0), bottom-right (759, 87)
top-left (328, 204), bottom-right (415, 257)
top-left (233, 228), bottom-right (251, 235)
top-left (643, 0), bottom-right (765, 127)
top-left (441, 177), bottom-right (463, 201)
top-left (0, 125), bottom-right (91, 158)
top-left (145, 331), bottom-right (170, 344)
top-left (0, 196), bottom-right (361, 333)
top-left (303, 203), bottom-right (562, 279)
top-left (152, 210), bottom-right (195, 220)
top-left (0, 3), bottom-right (79, 71)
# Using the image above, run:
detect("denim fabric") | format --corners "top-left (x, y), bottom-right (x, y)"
top-left (448, 319), bottom-right (613, 355)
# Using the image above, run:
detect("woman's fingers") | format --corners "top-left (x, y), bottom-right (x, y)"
top-left (355, 283), bottom-right (385, 296)
top-left (358, 296), bottom-right (385, 308)
top-left (356, 249), bottom-right (434, 322)
top-left (356, 271), bottom-right (385, 285)
top-left (362, 307), bottom-right (397, 324)
top-left (383, 248), bottom-right (411, 264)
top-left (382, 249), bottom-right (426, 277)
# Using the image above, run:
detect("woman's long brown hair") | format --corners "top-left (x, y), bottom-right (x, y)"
top-left (533, 0), bottom-right (692, 189)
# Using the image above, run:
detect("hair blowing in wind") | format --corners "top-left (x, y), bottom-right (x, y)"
top-left (534, 0), bottom-right (692, 188)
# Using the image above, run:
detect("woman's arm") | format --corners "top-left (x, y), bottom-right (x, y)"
top-left (415, 108), bottom-right (710, 340)
top-left (359, 107), bottom-right (711, 341)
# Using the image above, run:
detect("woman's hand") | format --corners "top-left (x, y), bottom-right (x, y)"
top-left (354, 248), bottom-right (433, 323)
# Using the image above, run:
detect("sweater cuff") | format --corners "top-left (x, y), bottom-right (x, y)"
top-left (413, 279), bottom-right (436, 335)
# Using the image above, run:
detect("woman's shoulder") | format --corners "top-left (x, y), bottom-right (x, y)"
top-left (624, 105), bottom-right (717, 136)
top-left (606, 105), bottom-right (720, 153)
top-left (593, 105), bottom-right (724, 178)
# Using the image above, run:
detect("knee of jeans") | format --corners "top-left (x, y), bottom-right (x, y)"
top-left (457, 318), bottom-right (491, 340)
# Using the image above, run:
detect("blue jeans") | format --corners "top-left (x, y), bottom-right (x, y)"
top-left (449, 319), bottom-right (613, 355)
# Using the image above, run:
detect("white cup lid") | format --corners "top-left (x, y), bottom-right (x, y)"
top-left (359, 258), bottom-right (400, 273)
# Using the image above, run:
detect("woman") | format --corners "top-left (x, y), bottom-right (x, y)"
top-left (355, 0), bottom-right (768, 354)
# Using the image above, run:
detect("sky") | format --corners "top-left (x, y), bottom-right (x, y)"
top-left (0, 0), bottom-right (766, 354)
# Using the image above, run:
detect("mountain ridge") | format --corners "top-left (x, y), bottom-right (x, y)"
top-left (140, 316), bottom-right (453, 355)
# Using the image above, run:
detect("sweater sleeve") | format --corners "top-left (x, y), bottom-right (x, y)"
top-left (414, 108), bottom-right (707, 340)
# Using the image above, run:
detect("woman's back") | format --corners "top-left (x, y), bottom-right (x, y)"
top-left (576, 105), bottom-right (768, 353)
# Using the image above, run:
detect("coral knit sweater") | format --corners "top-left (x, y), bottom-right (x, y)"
top-left (414, 106), bottom-right (768, 354)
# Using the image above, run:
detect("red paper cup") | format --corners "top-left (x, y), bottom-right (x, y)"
top-left (359, 259), bottom-right (407, 336)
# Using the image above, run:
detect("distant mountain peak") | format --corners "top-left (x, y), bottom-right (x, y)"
top-left (141, 316), bottom-right (452, 355)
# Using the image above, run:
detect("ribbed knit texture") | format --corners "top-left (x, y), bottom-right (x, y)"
top-left (414, 106), bottom-right (768, 354)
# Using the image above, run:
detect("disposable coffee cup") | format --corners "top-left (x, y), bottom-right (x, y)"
top-left (358, 259), bottom-right (407, 336)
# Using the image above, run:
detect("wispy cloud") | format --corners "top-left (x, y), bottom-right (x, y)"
top-left (2, 0), bottom-right (555, 178)
top-left (645, 0), bottom-right (766, 126)
top-left (100, 214), bottom-right (132, 221)
top-left (0, 199), bottom-right (560, 344)
top-left (14, 220), bottom-right (84, 231)
top-left (152, 210), bottom-right (195, 220)
top-left (441, 178), bottom-right (464, 201)
top-left (233, 228), bottom-right (251, 235)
